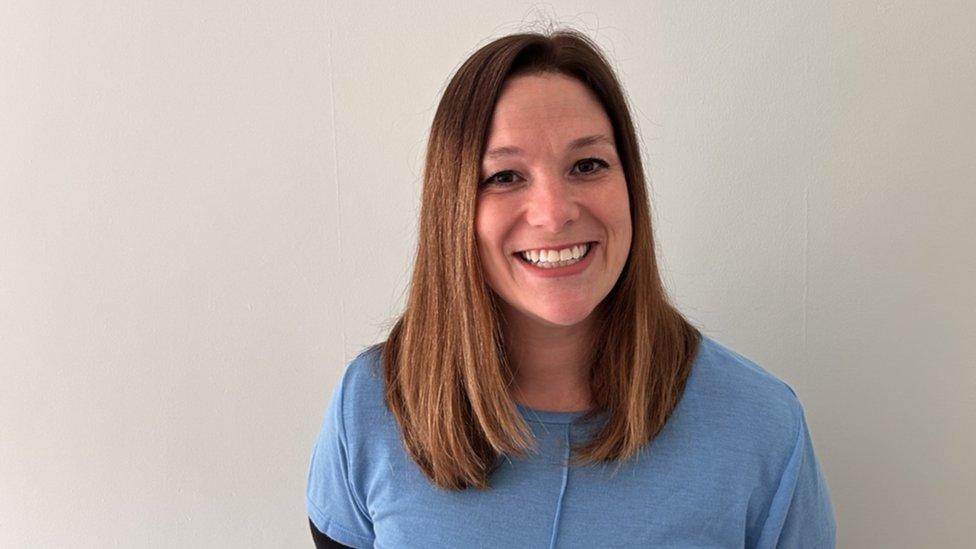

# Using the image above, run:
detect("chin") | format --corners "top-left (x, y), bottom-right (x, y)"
top-left (525, 302), bottom-right (597, 328)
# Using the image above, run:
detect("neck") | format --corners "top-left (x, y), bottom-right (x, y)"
top-left (501, 303), bottom-right (595, 412)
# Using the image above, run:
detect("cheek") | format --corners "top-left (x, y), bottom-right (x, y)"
top-left (474, 198), bottom-right (506, 267)
top-left (474, 200), bottom-right (514, 296)
top-left (601, 185), bottom-right (633, 269)
top-left (474, 202), bottom-right (491, 251)
top-left (618, 202), bottom-right (633, 247)
top-left (602, 179), bottom-right (633, 243)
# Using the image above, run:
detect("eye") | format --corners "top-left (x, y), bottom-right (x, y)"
top-left (572, 158), bottom-right (610, 175)
top-left (482, 170), bottom-right (521, 186)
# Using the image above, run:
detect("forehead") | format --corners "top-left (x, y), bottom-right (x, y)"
top-left (485, 73), bottom-right (613, 147)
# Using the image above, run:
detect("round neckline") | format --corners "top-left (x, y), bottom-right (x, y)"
top-left (516, 402), bottom-right (601, 424)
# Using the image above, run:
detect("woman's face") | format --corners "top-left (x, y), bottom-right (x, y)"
top-left (476, 73), bottom-right (632, 329)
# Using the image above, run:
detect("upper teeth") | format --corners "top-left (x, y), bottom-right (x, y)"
top-left (519, 243), bottom-right (590, 264)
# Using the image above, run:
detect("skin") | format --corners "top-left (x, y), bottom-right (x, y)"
top-left (475, 73), bottom-right (632, 412)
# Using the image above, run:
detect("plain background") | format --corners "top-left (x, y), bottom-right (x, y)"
top-left (2, 2), bottom-right (973, 547)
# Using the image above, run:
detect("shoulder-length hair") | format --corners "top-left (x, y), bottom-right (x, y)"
top-left (381, 28), bottom-right (702, 490)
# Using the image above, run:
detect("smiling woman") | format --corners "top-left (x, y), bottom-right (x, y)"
top-left (306, 28), bottom-right (836, 548)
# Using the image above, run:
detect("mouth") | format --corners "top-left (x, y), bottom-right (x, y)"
top-left (512, 241), bottom-right (597, 269)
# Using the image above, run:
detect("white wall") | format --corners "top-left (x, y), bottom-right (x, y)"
top-left (1, 2), bottom-right (973, 547)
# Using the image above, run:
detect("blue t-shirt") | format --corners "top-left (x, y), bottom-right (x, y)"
top-left (305, 335), bottom-right (836, 548)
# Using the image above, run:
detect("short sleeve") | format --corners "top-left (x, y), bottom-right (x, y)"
top-left (305, 370), bottom-right (375, 548)
top-left (755, 399), bottom-right (837, 548)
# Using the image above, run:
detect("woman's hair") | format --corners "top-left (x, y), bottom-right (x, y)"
top-left (380, 28), bottom-right (702, 491)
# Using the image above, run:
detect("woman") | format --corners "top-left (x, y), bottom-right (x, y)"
top-left (306, 29), bottom-right (836, 548)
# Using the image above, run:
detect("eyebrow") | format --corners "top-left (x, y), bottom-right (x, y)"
top-left (483, 134), bottom-right (615, 159)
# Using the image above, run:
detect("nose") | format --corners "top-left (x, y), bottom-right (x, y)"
top-left (524, 171), bottom-right (580, 232)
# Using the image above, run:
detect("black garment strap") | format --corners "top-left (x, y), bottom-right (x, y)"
top-left (309, 517), bottom-right (355, 548)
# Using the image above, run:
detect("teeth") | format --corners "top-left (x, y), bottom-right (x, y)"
top-left (518, 243), bottom-right (590, 267)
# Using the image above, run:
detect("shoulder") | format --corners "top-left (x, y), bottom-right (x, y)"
top-left (331, 343), bottom-right (394, 444)
top-left (691, 335), bottom-right (802, 408)
top-left (307, 347), bottom-right (387, 546)
top-left (336, 343), bottom-right (385, 403)
top-left (683, 335), bottom-right (805, 454)
top-left (334, 343), bottom-right (383, 418)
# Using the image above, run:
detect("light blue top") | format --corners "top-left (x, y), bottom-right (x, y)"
top-left (305, 335), bottom-right (836, 548)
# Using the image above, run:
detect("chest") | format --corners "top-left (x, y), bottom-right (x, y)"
top-left (363, 422), bottom-right (760, 548)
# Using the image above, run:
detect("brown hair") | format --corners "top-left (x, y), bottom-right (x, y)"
top-left (380, 28), bottom-right (702, 490)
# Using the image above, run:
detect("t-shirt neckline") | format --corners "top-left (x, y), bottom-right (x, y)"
top-left (516, 402), bottom-right (604, 424)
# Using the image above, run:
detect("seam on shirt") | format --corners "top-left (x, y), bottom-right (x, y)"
top-left (336, 359), bottom-right (375, 523)
top-left (522, 417), bottom-right (576, 425)
top-left (521, 414), bottom-right (607, 426)
top-left (523, 411), bottom-right (554, 435)
top-left (548, 424), bottom-right (572, 549)
top-left (307, 496), bottom-right (376, 548)
top-left (810, 529), bottom-right (837, 549)
top-left (753, 393), bottom-right (805, 547)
